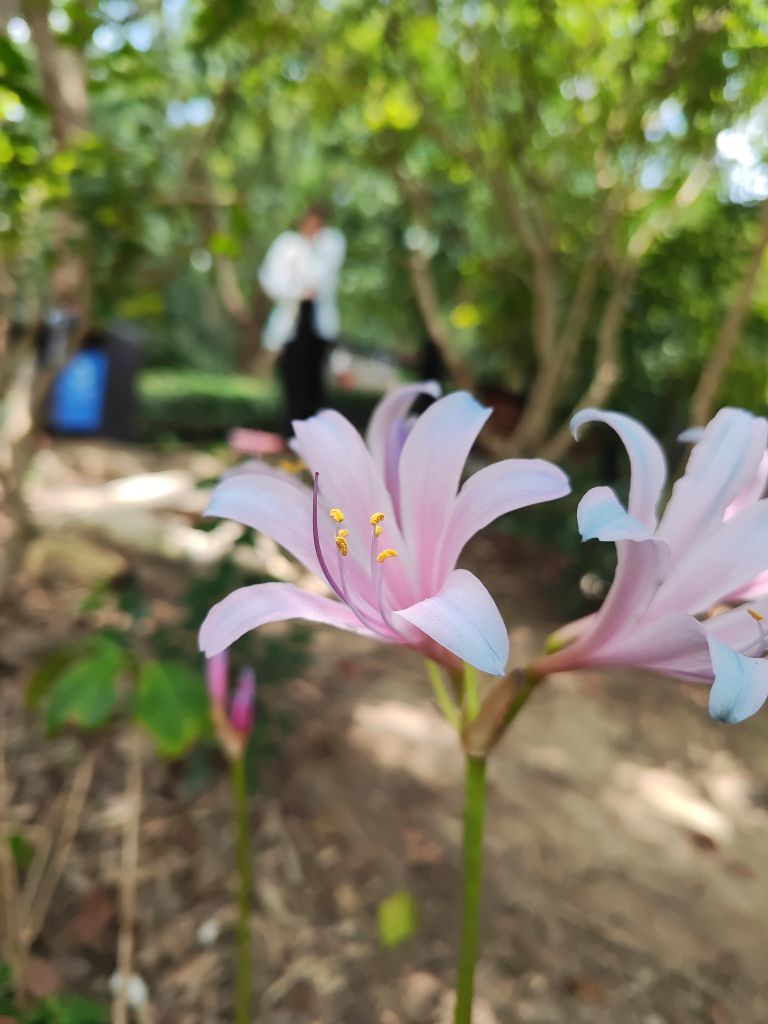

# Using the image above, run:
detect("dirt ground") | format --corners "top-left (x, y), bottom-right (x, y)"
top-left (2, 442), bottom-right (768, 1024)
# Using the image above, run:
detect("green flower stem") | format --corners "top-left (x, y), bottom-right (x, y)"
top-left (427, 659), bottom-right (461, 729)
top-left (453, 667), bottom-right (544, 1022)
top-left (463, 662), bottom-right (480, 721)
top-left (230, 753), bottom-right (253, 1024)
top-left (454, 753), bottom-right (487, 1024)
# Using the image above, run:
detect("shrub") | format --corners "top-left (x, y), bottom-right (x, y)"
top-left (138, 370), bottom-right (382, 440)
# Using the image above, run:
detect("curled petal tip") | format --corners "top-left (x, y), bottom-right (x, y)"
top-left (570, 407), bottom-right (598, 441)
top-left (678, 426), bottom-right (704, 444)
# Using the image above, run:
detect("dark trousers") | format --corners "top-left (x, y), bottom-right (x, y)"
top-left (277, 299), bottom-right (328, 434)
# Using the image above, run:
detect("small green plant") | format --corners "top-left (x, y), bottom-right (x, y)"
top-left (0, 963), bottom-right (106, 1023)
top-left (27, 555), bottom-right (310, 763)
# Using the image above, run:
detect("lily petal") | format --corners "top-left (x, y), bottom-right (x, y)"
top-left (398, 392), bottom-right (491, 589)
top-left (393, 568), bottom-right (509, 675)
top-left (649, 499), bottom-right (768, 617)
top-left (439, 458), bottom-right (570, 574)
top-left (577, 486), bottom-right (652, 542)
top-left (540, 491), bottom-right (669, 674)
top-left (199, 582), bottom-right (375, 656)
top-left (292, 409), bottom-right (414, 603)
top-left (657, 407), bottom-right (768, 559)
top-left (572, 409), bottom-right (667, 529)
top-left (206, 467), bottom-right (320, 576)
top-left (700, 596), bottom-right (768, 649)
top-left (292, 409), bottom-right (407, 548)
top-left (366, 381), bottom-right (442, 502)
top-left (725, 451), bottom-right (768, 521)
top-left (597, 612), bottom-right (711, 679)
top-left (708, 637), bottom-right (768, 723)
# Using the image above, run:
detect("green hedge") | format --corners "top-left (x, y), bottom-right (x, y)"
top-left (138, 370), bottom-right (382, 440)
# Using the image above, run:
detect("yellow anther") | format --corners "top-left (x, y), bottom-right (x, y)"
top-left (336, 528), bottom-right (349, 540)
top-left (376, 548), bottom-right (398, 564)
top-left (749, 608), bottom-right (764, 622)
top-left (329, 508), bottom-right (345, 523)
top-left (374, 524), bottom-right (383, 537)
top-left (369, 512), bottom-right (385, 526)
top-left (335, 535), bottom-right (349, 556)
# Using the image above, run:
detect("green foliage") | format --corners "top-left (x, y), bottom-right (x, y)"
top-left (134, 660), bottom-right (210, 758)
top-left (45, 636), bottom-right (124, 733)
top-left (139, 372), bottom-right (282, 439)
top-left (377, 889), bottom-right (418, 949)
top-left (29, 552), bottom-right (311, 766)
top-left (5, 0), bottom-right (768, 434)
top-left (139, 370), bottom-right (382, 439)
top-left (0, 963), bottom-right (106, 1023)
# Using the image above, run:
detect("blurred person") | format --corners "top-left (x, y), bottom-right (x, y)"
top-left (258, 204), bottom-right (346, 433)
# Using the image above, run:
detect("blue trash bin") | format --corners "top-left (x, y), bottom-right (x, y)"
top-left (47, 322), bottom-right (143, 441)
top-left (50, 348), bottom-right (109, 433)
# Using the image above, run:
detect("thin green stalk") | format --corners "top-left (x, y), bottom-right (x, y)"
top-left (463, 663), bottom-right (480, 721)
top-left (427, 659), bottom-right (461, 729)
top-left (454, 754), bottom-right (487, 1024)
top-left (230, 753), bottom-right (253, 1024)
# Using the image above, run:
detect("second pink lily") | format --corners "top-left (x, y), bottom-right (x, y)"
top-left (532, 406), bottom-right (768, 723)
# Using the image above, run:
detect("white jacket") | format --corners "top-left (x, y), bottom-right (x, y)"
top-left (258, 227), bottom-right (346, 351)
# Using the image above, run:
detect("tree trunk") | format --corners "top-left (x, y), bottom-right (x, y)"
top-left (405, 247), bottom-right (474, 390)
top-left (511, 247), bottom-right (603, 453)
top-left (689, 201), bottom-right (768, 426)
top-left (236, 286), bottom-right (269, 373)
top-left (539, 267), bottom-right (636, 461)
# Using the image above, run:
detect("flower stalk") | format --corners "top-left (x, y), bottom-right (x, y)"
top-left (206, 654), bottom-right (257, 1024)
top-left (455, 754), bottom-right (487, 1024)
top-left (231, 751), bottom-right (253, 1024)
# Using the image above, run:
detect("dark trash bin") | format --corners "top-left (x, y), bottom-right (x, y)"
top-left (47, 322), bottom-right (144, 442)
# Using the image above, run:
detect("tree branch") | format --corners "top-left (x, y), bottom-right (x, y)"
top-left (540, 265), bottom-right (636, 461)
top-left (689, 200), bottom-right (768, 425)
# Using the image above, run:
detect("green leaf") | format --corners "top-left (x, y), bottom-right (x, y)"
top-left (27, 649), bottom-right (76, 710)
top-left (133, 660), bottom-right (209, 758)
top-left (377, 889), bottom-right (418, 949)
top-left (46, 638), bottom-right (125, 732)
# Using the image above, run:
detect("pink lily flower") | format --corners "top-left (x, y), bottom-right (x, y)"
top-left (532, 407), bottom-right (768, 723)
top-left (199, 382), bottom-right (570, 676)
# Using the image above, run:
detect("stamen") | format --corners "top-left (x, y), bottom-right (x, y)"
top-left (749, 608), bottom-right (767, 655)
top-left (337, 546), bottom-right (398, 639)
top-left (369, 512), bottom-right (385, 525)
top-left (374, 547), bottom-right (399, 633)
top-left (374, 524), bottom-right (383, 537)
top-left (335, 533), bottom-right (349, 557)
top-left (329, 508), bottom-right (345, 523)
top-left (311, 473), bottom-right (345, 602)
top-left (739, 607), bottom-right (768, 658)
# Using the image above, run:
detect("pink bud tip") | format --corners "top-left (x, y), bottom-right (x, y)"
top-left (206, 651), bottom-right (229, 707)
top-left (228, 427), bottom-right (285, 457)
top-left (230, 666), bottom-right (256, 736)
